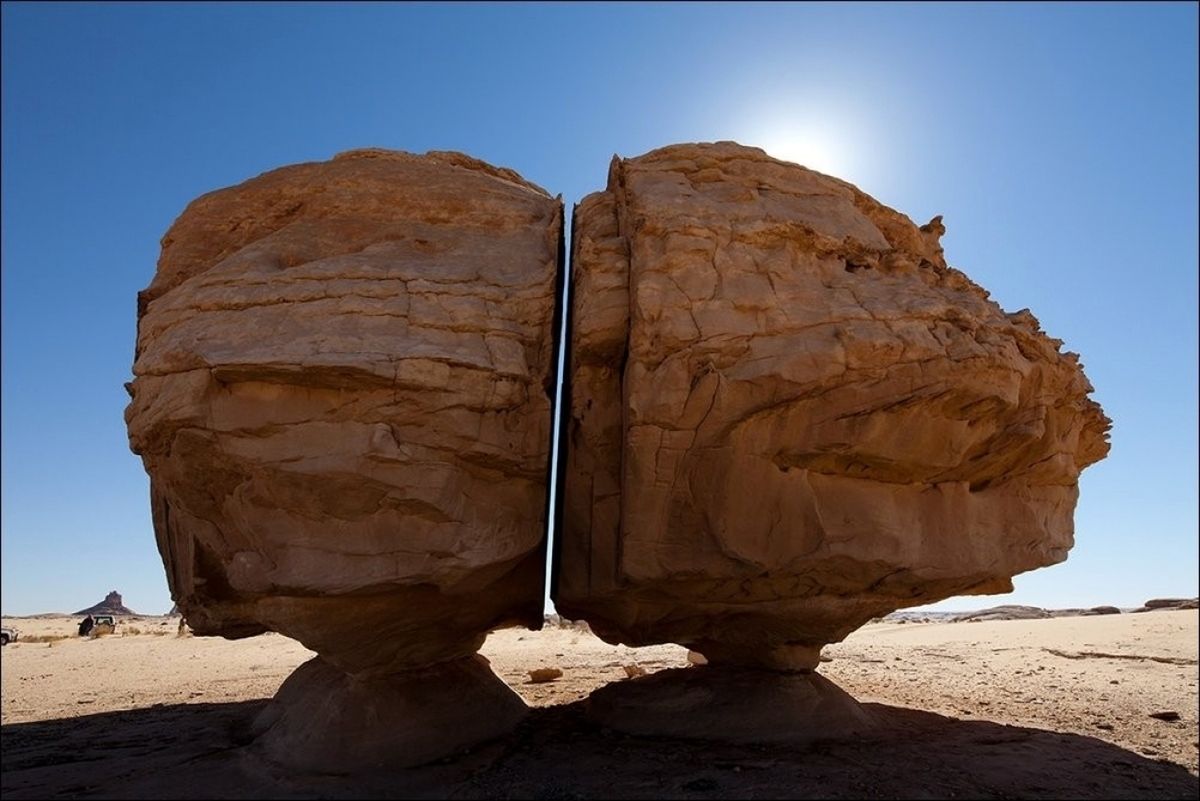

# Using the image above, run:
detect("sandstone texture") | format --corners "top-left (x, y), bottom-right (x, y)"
top-left (555, 142), bottom-right (1110, 669)
top-left (126, 148), bottom-right (563, 676)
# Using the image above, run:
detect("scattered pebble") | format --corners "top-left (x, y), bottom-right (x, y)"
top-left (1149, 711), bottom-right (1180, 722)
top-left (527, 667), bottom-right (563, 684)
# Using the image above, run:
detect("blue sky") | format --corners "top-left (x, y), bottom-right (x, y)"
top-left (2, 3), bottom-right (1196, 616)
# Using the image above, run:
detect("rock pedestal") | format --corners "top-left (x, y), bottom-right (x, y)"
top-left (554, 142), bottom-right (1109, 697)
top-left (126, 149), bottom-right (563, 766)
top-left (587, 667), bottom-right (874, 745)
top-left (250, 655), bottom-right (526, 771)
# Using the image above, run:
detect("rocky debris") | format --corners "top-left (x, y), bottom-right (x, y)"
top-left (74, 591), bottom-right (137, 616)
top-left (1134, 598), bottom-right (1199, 613)
top-left (555, 141), bottom-right (1110, 674)
top-left (623, 664), bottom-right (647, 678)
top-left (882, 611), bottom-right (959, 623)
top-left (1149, 711), bottom-right (1181, 722)
top-left (125, 148), bottom-right (563, 767)
top-left (528, 667), bottom-right (564, 683)
top-left (543, 614), bottom-right (593, 633)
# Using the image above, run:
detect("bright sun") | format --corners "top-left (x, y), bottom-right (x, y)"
top-left (756, 128), bottom-right (843, 176)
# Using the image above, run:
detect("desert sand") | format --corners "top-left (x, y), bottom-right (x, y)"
top-left (1, 609), bottom-right (1196, 799)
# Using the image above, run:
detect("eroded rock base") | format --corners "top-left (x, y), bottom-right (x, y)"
top-left (586, 666), bottom-right (874, 744)
top-left (252, 654), bottom-right (527, 772)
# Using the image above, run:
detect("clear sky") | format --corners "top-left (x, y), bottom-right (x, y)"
top-left (2, 2), bottom-right (1196, 616)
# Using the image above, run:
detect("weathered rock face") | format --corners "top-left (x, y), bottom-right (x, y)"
top-left (126, 148), bottom-right (563, 681)
top-left (555, 142), bottom-right (1110, 669)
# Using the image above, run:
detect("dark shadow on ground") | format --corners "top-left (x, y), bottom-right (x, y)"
top-left (2, 699), bottom-right (1197, 799)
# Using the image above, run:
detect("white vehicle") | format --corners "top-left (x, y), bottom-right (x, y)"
top-left (1, 626), bottom-right (17, 646)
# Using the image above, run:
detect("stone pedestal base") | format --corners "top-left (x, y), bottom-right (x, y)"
top-left (586, 666), bottom-right (873, 745)
top-left (251, 654), bottom-right (526, 772)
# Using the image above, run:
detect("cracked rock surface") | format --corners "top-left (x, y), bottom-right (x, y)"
top-left (126, 149), bottom-right (563, 674)
top-left (555, 142), bottom-right (1110, 669)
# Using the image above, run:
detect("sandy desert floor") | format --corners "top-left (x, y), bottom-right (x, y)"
top-left (1, 610), bottom-right (1196, 799)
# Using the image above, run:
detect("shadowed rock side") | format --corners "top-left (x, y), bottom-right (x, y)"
top-left (586, 667), bottom-right (875, 744)
top-left (125, 149), bottom-right (563, 764)
top-left (555, 141), bottom-right (1111, 671)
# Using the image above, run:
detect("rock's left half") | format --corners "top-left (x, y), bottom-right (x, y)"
top-left (125, 149), bottom-right (563, 769)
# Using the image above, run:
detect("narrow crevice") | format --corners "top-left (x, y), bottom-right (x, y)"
top-left (546, 200), bottom-right (576, 611)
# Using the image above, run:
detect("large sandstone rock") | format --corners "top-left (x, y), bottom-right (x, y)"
top-left (555, 142), bottom-right (1110, 672)
top-left (126, 149), bottom-right (562, 764)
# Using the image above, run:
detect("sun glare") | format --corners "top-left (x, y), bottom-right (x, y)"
top-left (757, 129), bottom-right (844, 177)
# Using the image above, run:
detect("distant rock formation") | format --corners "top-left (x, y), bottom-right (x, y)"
top-left (954, 605), bottom-right (1122, 622)
top-left (125, 149), bottom-right (563, 770)
top-left (555, 142), bottom-right (1110, 673)
top-left (74, 590), bottom-right (137, 616)
top-left (1133, 598), bottom-right (1199, 613)
top-left (1063, 606), bottom-right (1122, 617)
top-left (954, 605), bottom-right (1052, 622)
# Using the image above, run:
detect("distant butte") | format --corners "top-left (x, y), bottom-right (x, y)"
top-left (74, 590), bottom-right (138, 616)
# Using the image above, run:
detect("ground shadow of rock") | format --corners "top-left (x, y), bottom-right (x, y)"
top-left (2, 699), bottom-right (1196, 799)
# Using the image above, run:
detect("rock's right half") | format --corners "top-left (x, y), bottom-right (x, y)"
top-left (555, 142), bottom-right (1111, 669)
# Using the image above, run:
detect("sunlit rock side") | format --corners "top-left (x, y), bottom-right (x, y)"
top-left (125, 148), bottom-right (563, 768)
top-left (556, 141), bottom-right (1110, 672)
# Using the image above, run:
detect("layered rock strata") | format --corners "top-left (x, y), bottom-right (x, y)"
top-left (126, 149), bottom-right (563, 766)
top-left (555, 142), bottom-right (1110, 672)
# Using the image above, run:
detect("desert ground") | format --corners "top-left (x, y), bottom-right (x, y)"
top-left (2, 610), bottom-right (1196, 799)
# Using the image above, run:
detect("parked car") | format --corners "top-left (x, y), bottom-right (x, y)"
top-left (1, 626), bottom-right (17, 646)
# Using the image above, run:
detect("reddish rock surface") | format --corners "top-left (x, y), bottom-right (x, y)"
top-left (126, 148), bottom-right (563, 766)
top-left (555, 142), bottom-right (1110, 670)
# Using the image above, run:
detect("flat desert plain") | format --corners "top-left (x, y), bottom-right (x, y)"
top-left (2, 610), bottom-right (1197, 799)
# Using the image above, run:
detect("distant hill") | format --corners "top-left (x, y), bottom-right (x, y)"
top-left (885, 604), bottom-right (1125, 623)
top-left (74, 590), bottom-right (138, 616)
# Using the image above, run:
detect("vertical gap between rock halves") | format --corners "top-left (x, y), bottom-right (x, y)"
top-left (544, 198), bottom-right (573, 617)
